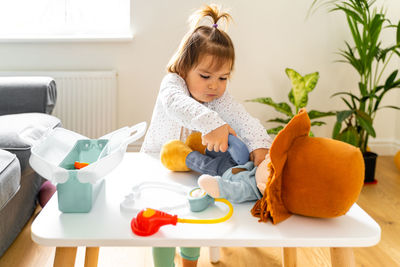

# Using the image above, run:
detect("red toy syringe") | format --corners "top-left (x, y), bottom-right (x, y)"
top-left (131, 208), bottom-right (178, 236)
top-left (131, 198), bottom-right (233, 236)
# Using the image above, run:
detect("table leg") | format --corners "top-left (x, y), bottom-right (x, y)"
top-left (85, 247), bottom-right (100, 267)
top-left (282, 247), bottom-right (297, 267)
top-left (54, 247), bottom-right (77, 267)
top-left (209, 247), bottom-right (220, 263)
top-left (330, 247), bottom-right (355, 267)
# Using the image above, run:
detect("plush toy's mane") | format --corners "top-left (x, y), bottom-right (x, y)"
top-left (251, 109), bottom-right (311, 224)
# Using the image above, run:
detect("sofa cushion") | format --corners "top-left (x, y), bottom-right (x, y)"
top-left (0, 113), bottom-right (61, 171)
top-left (0, 149), bottom-right (21, 210)
top-left (0, 76), bottom-right (57, 115)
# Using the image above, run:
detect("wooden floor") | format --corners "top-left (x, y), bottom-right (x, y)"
top-left (0, 156), bottom-right (399, 267)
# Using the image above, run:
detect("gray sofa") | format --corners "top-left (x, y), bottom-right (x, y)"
top-left (0, 77), bottom-right (61, 257)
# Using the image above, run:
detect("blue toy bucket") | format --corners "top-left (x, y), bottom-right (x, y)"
top-left (57, 139), bottom-right (108, 213)
top-left (29, 122), bottom-right (147, 213)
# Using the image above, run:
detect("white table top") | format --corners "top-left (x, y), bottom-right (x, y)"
top-left (31, 153), bottom-right (381, 248)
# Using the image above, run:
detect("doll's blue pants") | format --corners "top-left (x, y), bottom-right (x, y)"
top-left (152, 247), bottom-right (200, 267)
top-left (186, 150), bottom-right (237, 176)
top-left (186, 150), bottom-right (262, 202)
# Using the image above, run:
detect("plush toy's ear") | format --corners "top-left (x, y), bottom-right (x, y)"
top-left (160, 140), bottom-right (192, 171)
top-left (160, 132), bottom-right (204, 172)
top-left (185, 132), bottom-right (206, 154)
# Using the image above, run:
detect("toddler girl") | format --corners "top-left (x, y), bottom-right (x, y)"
top-left (141, 4), bottom-right (272, 267)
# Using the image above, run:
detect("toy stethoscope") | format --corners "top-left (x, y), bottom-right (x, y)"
top-left (125, 134), bottom-right (249, 236)
top-left (121, 182), bottom-right (233, 236)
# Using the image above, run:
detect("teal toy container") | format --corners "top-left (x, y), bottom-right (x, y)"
top-left (57, 139), bottom-right (108, 213)
top-left (29, 122), bottom-right (147, 213)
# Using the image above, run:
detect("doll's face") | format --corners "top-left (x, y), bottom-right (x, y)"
top-left (184, 54), bottom-right (231, 103)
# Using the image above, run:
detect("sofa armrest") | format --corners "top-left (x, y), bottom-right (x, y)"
top-left (0, 77), bottom-right (57, 115)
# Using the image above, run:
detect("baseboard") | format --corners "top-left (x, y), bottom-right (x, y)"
top-left (368, 139), bottom-right (400, 156)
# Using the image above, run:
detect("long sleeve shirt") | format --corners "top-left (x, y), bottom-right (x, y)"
top-left (140, 73), bottom-right (272, 154)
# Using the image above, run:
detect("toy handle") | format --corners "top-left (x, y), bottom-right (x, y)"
top-left (122, 122), bottom-right (147, 148)
top-left (227, 134), bottom-right (249, 165)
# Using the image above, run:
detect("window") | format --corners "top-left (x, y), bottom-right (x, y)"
top-left (0, 0), bottom-right (131, 41)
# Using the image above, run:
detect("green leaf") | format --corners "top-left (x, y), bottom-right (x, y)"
top-left (384, 70), bottom-right (398, 90)
top-left (336, 110), bottom-right (354, 122)
top-left (331, 91), bottom-right (360, 101)
top-left (341, 97), bottom-right (354, 109)
top-left (308, 110), bottom-right (335, 119)
top-left (378, 105), bottom-right (400, 111)
top-left (267, 118), bottom-right (291, 124)
top-left (335, 126), bottom-right (360, 147)
top-left (355, 110), bottom-right (376, 137)
top-left (374, 85), bottom-right (385, 93)
top-left (285, 68), bottom-right (319, 109)
top-left (309, 131), bottom-right (315, 137)
top-left (267, 126), bottom-right (284, 135)
top-left (247, 97), bottom-right (294, 117)
top-left (288, 90), bottom-right (295, 106)
top-left (303, 72), bottom-right (320, 92)
top-left (286, 68), bottom-right (305, 108)
top-left (310, 121), bottom-right (326, 126)
top-left (332, 121), bottom-right (342, 139)
top-left (397, 20), bottom-right (400, 45)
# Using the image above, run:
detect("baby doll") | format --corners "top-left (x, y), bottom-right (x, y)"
top-left (197, 154), bottom-right (270, 203)
top-left (161, 132), bottom-right (269, 203)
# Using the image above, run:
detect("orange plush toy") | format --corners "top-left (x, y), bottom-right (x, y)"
top-left (252, 109), bottom-right (365, 224)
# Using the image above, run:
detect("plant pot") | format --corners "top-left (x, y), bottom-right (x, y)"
top-left (363, 152), bottom-right (377, 183)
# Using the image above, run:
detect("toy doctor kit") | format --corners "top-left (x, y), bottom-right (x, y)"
top-left (129, 186), bottom-right (233, 236)
top-left (121, 175), bottom-right (234, 236)
top-left (29, 122), bottom-right (147, 213)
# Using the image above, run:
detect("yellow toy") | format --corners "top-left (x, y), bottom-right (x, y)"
top-left (160, 132), bottom-right (206, 171)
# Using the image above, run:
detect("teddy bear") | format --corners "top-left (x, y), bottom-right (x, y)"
top-left (160, 109), bottom-right (365, 224)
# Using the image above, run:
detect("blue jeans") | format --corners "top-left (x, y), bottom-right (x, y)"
top-left (185, 150), bottom-right (237, 176)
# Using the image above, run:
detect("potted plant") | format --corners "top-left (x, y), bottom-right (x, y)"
top-left (248, 68), bottom-right (334, 136)
top-left (310, 0), bottom-right (400, 182)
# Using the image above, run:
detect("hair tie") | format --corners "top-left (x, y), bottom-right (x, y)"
top-left (212, 23), bottom-right (218, 28)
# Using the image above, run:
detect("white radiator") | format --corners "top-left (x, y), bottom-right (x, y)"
top-left (0, 71), bottom-right (117, 138)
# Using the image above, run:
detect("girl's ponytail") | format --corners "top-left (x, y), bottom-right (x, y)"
top-left (189, 4), bottom-right (232, 30)
top-left (167, 4), bottom-right (235, 77)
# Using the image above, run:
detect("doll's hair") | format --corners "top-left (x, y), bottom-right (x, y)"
top-left (167, 4), bottom-right (235, 77)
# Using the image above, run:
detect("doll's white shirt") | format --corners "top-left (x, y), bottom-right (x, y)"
top-left (140, 73), bottom-right (272, 154)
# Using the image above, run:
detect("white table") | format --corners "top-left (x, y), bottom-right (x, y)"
top-left (31, 153), bottom-right (381, 267)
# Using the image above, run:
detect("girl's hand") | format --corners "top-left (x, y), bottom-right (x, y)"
top-left (250, 148), bottom-right (269, 167)
top-left (202, 124), bottom-right (237, 152)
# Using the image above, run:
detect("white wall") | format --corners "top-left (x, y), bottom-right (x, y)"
top-left (0, 0), bottom-right (399, 153)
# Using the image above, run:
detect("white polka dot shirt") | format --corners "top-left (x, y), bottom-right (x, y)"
top-left (141, 73), bottom-right (272, 154)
